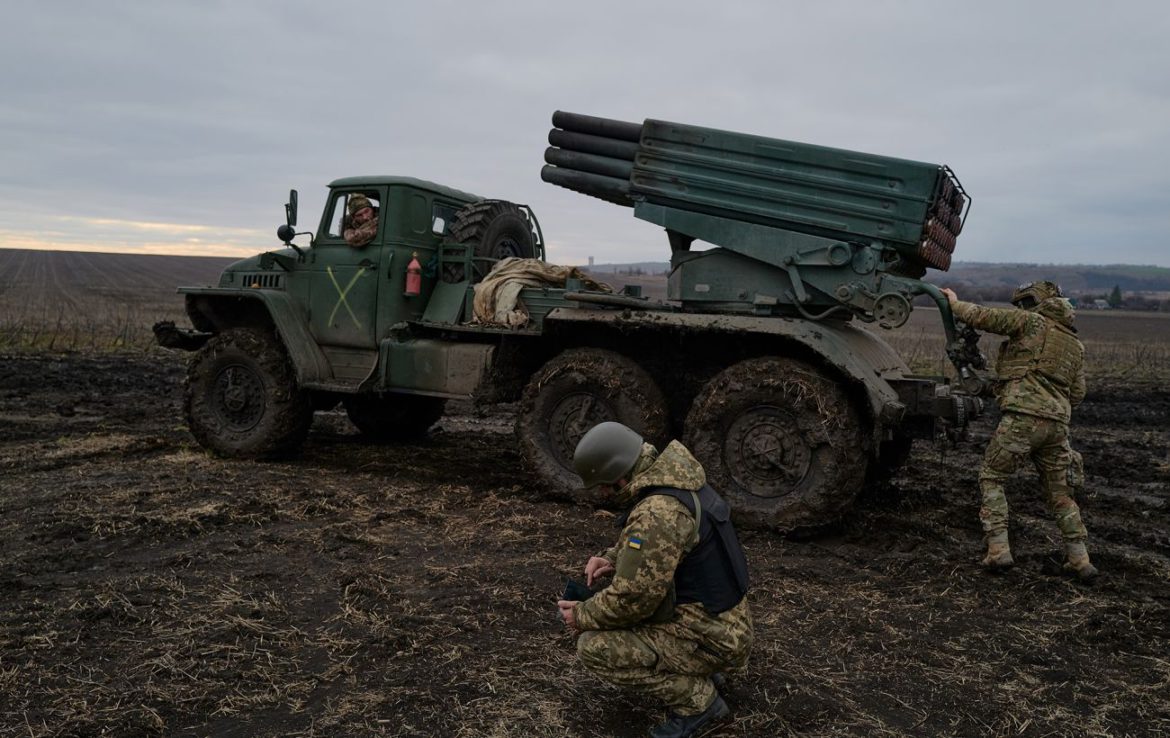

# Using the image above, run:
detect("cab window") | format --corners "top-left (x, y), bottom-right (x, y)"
top-left (432, 202), bottom-right (458, 236)
top-left (326, 191), bottom-right (382, 240)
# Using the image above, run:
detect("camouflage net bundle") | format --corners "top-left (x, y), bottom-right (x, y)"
top-left (471, 258), bottom-right (610, 327)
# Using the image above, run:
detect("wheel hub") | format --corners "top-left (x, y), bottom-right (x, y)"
top-left (725, 406), bottom-right (811, 498)
top-left (548, 392), bottom-right (614, 467)
top-left (494, 237), bottom-right (522, 259)
top-left (212, 363), bottom-right (266, 431)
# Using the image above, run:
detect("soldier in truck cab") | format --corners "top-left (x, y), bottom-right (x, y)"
top-left (343, 194), bottom-right (378, 248)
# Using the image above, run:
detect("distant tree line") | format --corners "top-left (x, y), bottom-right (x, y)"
top-left (611, 266), bottom-right (670, 276)
top-left (933, 281), bottom-right (1170, 312)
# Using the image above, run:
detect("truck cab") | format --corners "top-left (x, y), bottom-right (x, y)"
top-left (185, 177), bottom-right (541, 390)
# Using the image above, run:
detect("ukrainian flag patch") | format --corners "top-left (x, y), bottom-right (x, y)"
top-left (627, 536), bottom-right (643, 550)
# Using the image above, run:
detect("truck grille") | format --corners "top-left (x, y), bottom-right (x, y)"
top-left (242, 273), bottom-right (284, 289)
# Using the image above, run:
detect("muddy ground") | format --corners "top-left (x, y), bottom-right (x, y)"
top-left (1, 353), bottom-right (1168, 738)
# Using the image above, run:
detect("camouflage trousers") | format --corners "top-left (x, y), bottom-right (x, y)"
top-left (979, 411), bottom-right (1088, 541)
top-left (576, 600), bottom-right (752, 715)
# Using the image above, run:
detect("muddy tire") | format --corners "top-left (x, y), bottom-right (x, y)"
top-left (518, 348), bottom-right (669, 502)
top-left (184, 327), bottom-right (312, 458)
top-left (343, 394), bottom-right (446, 441)
top-left (444, 200), bottom-right (535, 282)
top-left (684, 357), bottom-right (867, 531)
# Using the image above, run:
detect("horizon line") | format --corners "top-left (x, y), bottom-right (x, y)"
top-left (2, 245), bottom-right (1168, 271)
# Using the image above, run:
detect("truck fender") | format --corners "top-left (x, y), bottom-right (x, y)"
top-left (544, 308), bottom-right (908, 443)
top-left (180, 287), bottom-right (332, 385)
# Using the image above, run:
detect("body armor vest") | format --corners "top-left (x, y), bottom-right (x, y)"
top-left (995, 315), bottom-right (1083, 392)
top-left (639, 485), bottom-right (750, 615)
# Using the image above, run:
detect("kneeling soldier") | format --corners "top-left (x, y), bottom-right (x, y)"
top-left (557, 422), bottom-right (753, 738)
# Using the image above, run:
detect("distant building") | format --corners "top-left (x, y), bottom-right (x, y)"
top-left (1091, 299), bottom-right (1110, 310)
top-left (588, 256), bottom-right (594, 267)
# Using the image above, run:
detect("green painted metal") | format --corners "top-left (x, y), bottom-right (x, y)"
top-left (309, 247), bottom-right (383, 349)
top-left (176, 178), bottom-right (533, 393)
top-left (421, 279), bottom-right (470, 324)
top-left (327, 176), bottom-right (482, 205)
top-left (381, 338), bottom-right (495, 397)
top-left (639, 202), bottom-right (849, 273)
top-left (514, 287), bottom-right (575, 330)
top-left (177, 286), bottom-right (333, 386)
top-left (633, 119), bottom-right (940, 249)
top-left (542, 111), bottom-right (984, 381)
top-left (542, 111), bottom-right (968, 274)
top-left (310, 184), bottom-right (473, 345)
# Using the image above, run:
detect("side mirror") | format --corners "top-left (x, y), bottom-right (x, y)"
top-left (277, 224), bottom-right (296, 244)
top-left (284, 189), bottom-right (298, 227)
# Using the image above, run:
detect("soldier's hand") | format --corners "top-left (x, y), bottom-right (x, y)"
top-left (557, 599), bottom-right (580, 632)
top-left (584, 556), bottom-right (615, 586)
top-left (941, 288), bottom-right (958, 305)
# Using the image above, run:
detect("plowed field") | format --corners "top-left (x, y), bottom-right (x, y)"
top-left (2, 352), bottom-right (1168, 737)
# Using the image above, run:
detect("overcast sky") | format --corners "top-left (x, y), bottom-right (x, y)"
top-left (1, 1), bottom-right (1168, 266)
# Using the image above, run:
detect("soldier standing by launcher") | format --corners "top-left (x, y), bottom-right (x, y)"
top-left (557, 421), bottom-right (753, 738)
top-left (942, 282), bottom-right (1098, 580)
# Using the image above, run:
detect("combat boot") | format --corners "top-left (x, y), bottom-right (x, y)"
top-left (650, 694), bottom-right (729, 738)
top-left (1063, 540), bottom-right (1099, 581)
top-left (981, 531), bottom-right (1014, 571)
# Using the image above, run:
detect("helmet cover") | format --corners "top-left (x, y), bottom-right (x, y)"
top-left (573, 421), bottom-right (643, 488)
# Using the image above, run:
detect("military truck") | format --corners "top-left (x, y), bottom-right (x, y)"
top-left (155, 111), bottom-right (985, 531)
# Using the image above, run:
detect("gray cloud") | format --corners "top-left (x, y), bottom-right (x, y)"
top-left (1, 1), bottom-right (1168, 265)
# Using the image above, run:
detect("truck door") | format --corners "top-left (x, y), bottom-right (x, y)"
top-left (309, 189), bottom-right (384, 348)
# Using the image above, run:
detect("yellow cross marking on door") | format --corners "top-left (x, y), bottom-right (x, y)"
top-left (327, 266), bottom-right (366, 328)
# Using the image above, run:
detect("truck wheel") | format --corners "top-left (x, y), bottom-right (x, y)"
top-left (184, 327), bottom-right (312, 458)
top-left (343, 394), bottom-right (446, 441)
top-left (684, 357), bottom-right (866, 531)
top-left (518, 348), bottom-right (668, 502)
top-left (445, 200), bottom-right (535, 282)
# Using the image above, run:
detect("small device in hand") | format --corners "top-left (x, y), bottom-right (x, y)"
top-left (562, 578), bottom-right (595, 602)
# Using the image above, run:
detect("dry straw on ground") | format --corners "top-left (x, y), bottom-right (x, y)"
top-left (1, 353), bottom-right (1168, 736)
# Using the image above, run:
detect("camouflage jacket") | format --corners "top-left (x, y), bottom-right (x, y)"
top-left (952, 297), bottom-right (1086, 422)
top-left (574, 441), bottom-right (753, 658)
top-left (343, 213), bottom-right (378, 248)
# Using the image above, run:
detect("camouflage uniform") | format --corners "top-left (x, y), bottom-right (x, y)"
top-left (573, 441), bottom-right (753, 716)
top-left (951, 295), bottom-right (1090, 548)
top-left (343, 194), bottom-right (378, 248)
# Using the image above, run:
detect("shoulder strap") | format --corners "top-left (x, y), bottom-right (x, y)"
top-left (639, 487), bottom-right (703, 545)
top-left (688, 490), bottom-right (701, 542)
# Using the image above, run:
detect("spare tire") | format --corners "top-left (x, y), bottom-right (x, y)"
top-left (445, 200), bottom-right (536, 282)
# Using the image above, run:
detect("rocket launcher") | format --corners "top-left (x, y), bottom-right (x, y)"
top-left (542, 111), bottom-right (985, 382)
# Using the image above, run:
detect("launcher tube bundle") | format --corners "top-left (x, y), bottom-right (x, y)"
top-left (542, 110), bottom-right (981, 377)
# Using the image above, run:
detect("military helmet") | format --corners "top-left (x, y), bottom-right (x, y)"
top-left (573, 421), bottom-right (643, 488)
top-left (1011, 280), bottom-right (1062, 309)
top-left (347, 194), bottom-right (373, 215)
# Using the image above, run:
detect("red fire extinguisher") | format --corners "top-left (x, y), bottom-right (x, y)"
top-left (405, 252), bottom-right (422, 296)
